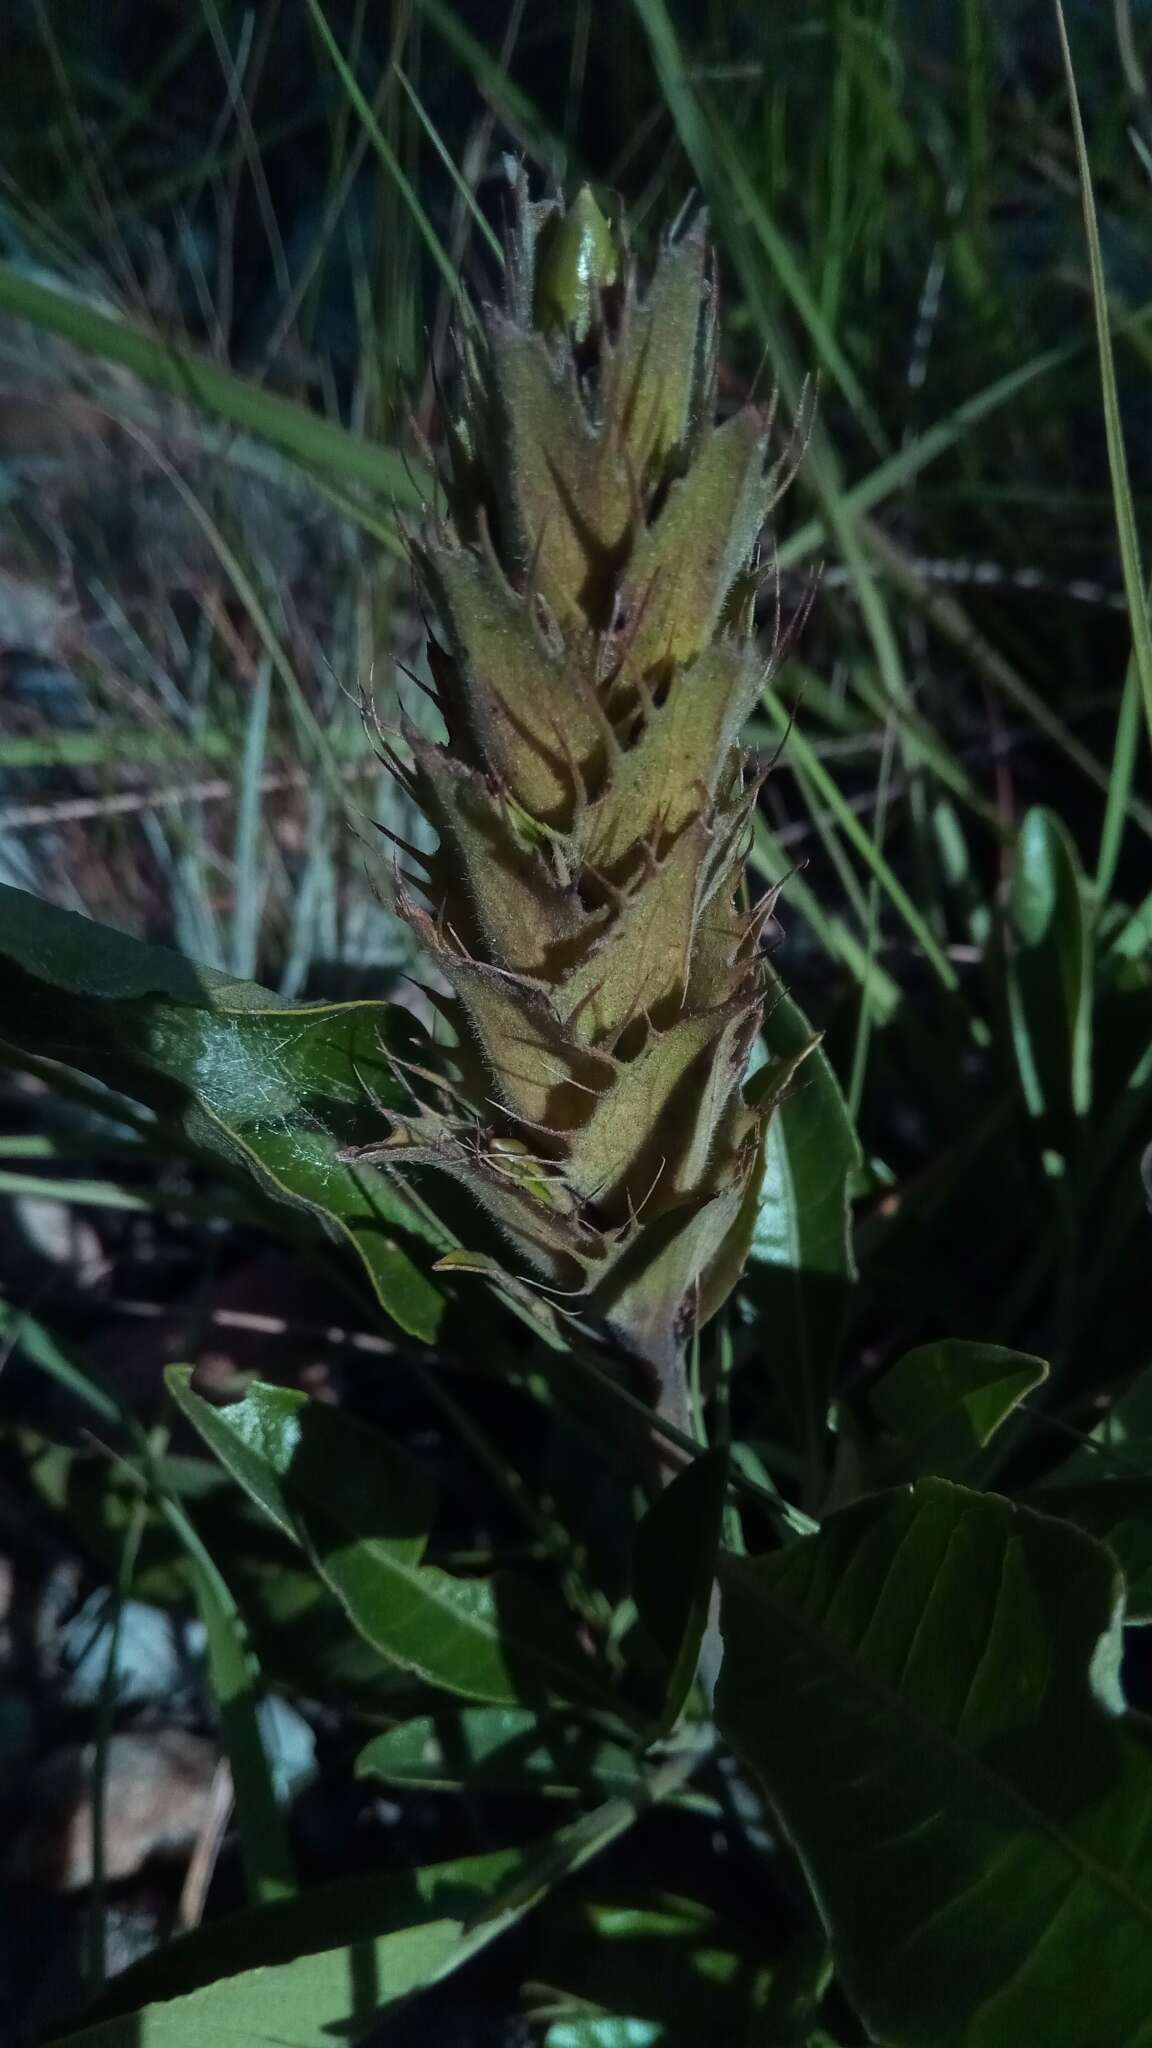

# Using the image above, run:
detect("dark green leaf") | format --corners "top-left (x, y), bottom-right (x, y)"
top-left (19, 1428), bottom-right (412, 1704)
top-left (868, 1340), bottom-right (1048, 1482)
top-left (311, 1516), bottom-right (607, 1709)
top-left (717, 1478), bottom-right (1152, 2048)
top-left (163, 1506), bottom-right (296, 1906)
top-left (0, 886), bottom-right (446, 1339)
top-left (1006, 808), bottom-right (1093, 1127)
top-left (165, 1370), bottom-right (434, 1553)
top-left (1028, 1480), bottom-right (1152, 1621)
top-left (745, 978), bottom-right (860, 1477)
top-left (49, 1817), bottom-right (636, 2048)
top-left (358, 1707), bottom-right (643, 1799)
top-left (169, 1372), bottom-right (607, 1710)
top-left (633, 1447), bottom-right (728, 1733)
top-left (0, 1298), bottom-right (131, 1435)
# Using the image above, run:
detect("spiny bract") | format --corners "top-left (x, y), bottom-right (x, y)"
top-left (368, 174), bottom-right (799, 1433)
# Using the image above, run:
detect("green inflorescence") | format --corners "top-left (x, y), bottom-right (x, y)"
top-left (364, 173), bottom-right (800, 1431)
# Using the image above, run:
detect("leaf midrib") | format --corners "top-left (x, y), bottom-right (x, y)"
top-left (721, 1521), bottom-right (1152, 1933)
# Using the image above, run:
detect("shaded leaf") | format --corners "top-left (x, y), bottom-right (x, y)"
top-left (357, 1706), bottom-right (643, 1799)
top-left (50, 1808), bottom-right (645, 2048)
top-left (0, 1298), bottom-right (129, 1434)
top-left (168, 1509), bottom-right (296, 1906)
top-left (169, 1371), bottom-right (607, 1710)
top-left (1028, 1480), bottom-right (1152, 1622)
top-left (165, 1371), bottom-right (433, 1554)
top-left (633, 1447), bottom-right (729, 1733)
top-left (717, 1478), bottom-right (1152, 2048)
top-left (1005, 808), bottom-right (1093, 1128)
top-left (20, 1428), bottom-right (413, 1706)
top-left (868, 1340), bottom-right (1049, 1482)
top-left (0, 885), bottom-right (446, 1339)
top-left (745, 979), bottom-right (860, 1474)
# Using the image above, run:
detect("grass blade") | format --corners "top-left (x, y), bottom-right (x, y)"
top-left (231, 654), bottom-right (273, 982)
top-left (1055, 0), bottom-right (1152, 750)
top-left (305, 0), bottom-right (464, 300)
top-left (156, 1487), bottom-right (296, 1907)
top-left (0, 261), bottom-right (427, 507)
top-left (760, 695), bottom-right (961, 998)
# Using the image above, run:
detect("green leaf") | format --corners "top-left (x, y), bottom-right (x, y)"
top-left (49, 1811), bottom-right (647, 2048)
top-left (88, 1852), bottom-right (498, 2003)
top-left (51, 1924), bottom-right (464, 2047)
top-left (306, 1517), bottom-right (603, 1709)
top-left (746, 979), bottom-right (860, 1477)
top-left (168, 1372), bottom-right (606, 1710)
top-left (19, 1428), bottom-right (414, 1705)
top-left (0, 885), bottom-right (446, 1340)
top-left (1005, 809), bottom-right (1093, 1128)
top-left (0, 1299), bottom-right (129, 1435)
top-left (165, 1371), bottom-right (434, 1554)
top-left (158, 1501), bottom-right (296, 1907)
top-left (1027, 1480), bottom-right (1152, 1622)
top-left (716, 1478), bottom-right (1152, 2048)
top-left (357, 1707), bottom-right (643, 1799)
top-left (868, 1340), bottom-right (1049, 1482)
top-left (632, 1447), bottom-right (729, 1733)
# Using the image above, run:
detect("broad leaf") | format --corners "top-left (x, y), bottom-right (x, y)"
top-left (868, 1340), bottom-right (1048, 1482)
top-left (358, 1707), bottom-right (643, 1799)
top-left (1005, 808), bottom-right (1093, 1129)
top-left (745, 979), bottom-right (860, 1476)
top-left (633, 1446), bottom-right (729, 1732)
top-left (50, 1879), bottom-right (499, 2048)
top-left (0, 885), bottom-right (446, 1339)
top-left (717, 1478), bottom-right (1152, 2048)
top-left (169, 1372), bottom-right (607, 1710)
top-left (166, 1371), bottom-right (434, 1552)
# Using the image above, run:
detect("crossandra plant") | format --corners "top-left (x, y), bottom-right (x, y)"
top-left (353, 173), bottom-right (799, 1446)
top-left (5, 174), bottom-right (1152, 2048)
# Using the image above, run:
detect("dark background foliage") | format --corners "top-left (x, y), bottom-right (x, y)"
top-left (1, 3), bottom-right (1151, 2044)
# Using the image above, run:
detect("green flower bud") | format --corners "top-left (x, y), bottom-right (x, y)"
top-left (362, 183), bottom-right (797, 1437)
top-left (533, 187), bottom-right (618, 341)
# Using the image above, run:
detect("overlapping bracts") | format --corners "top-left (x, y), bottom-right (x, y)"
top-left (367, 177), bottom-right (793, 1429)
